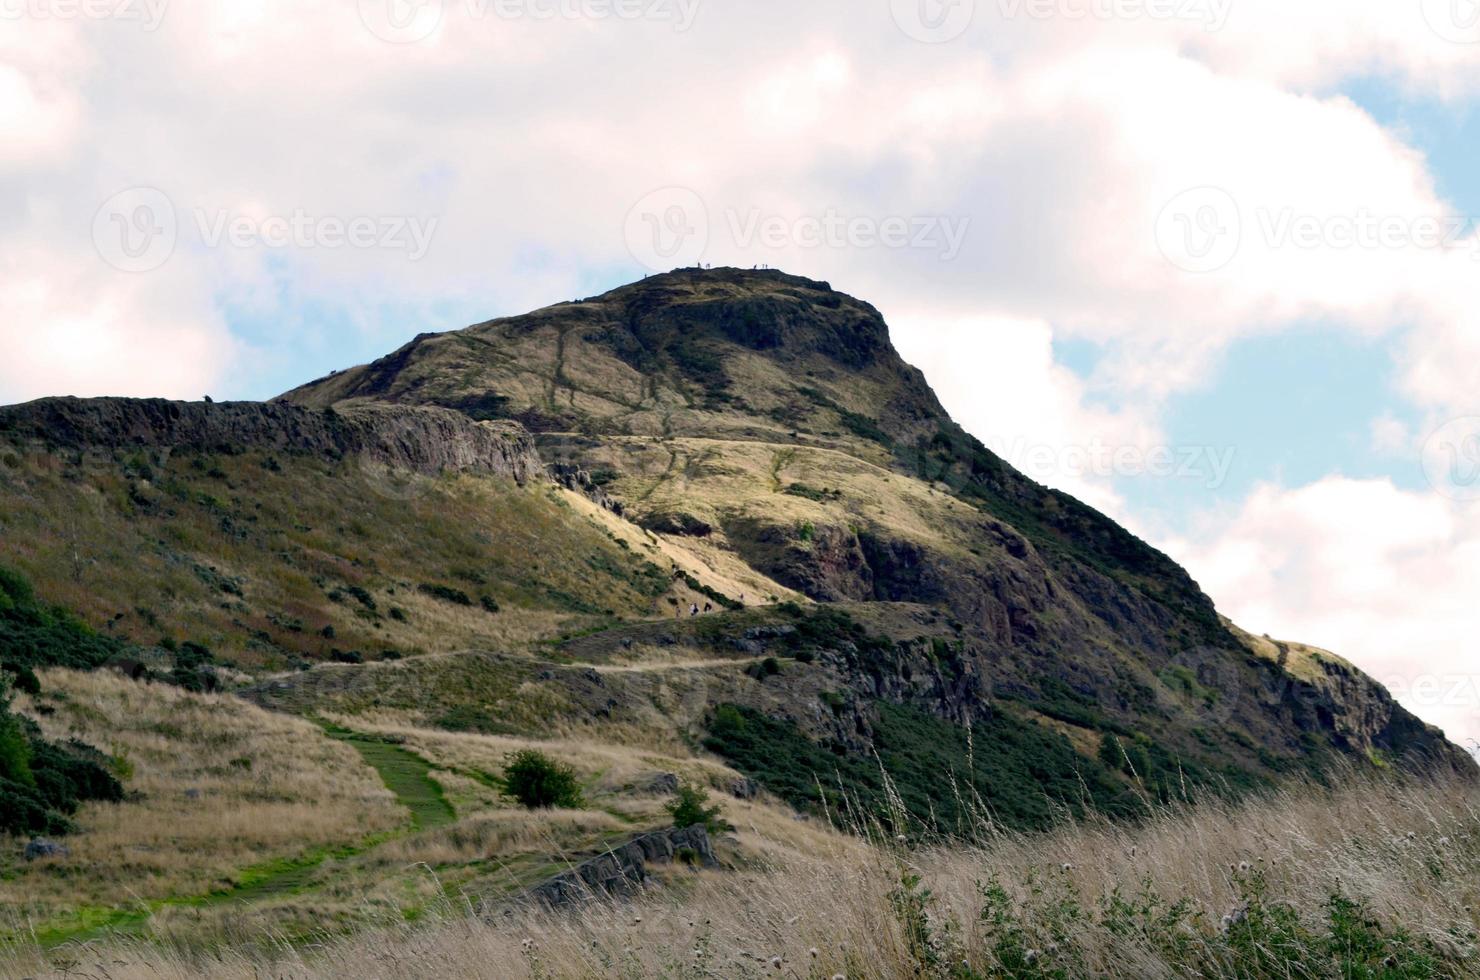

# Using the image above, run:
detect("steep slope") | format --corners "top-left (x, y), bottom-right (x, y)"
top-left (282, 267), bottom-right (1471, 784)
top-left (0, 398), bottom-right (700, 667)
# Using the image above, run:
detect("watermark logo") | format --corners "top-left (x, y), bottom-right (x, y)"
top-left (358, 0), bottom-right (444, 43)
top-left (1157, 189), bottom-right (1480, 273)
top-left (1153, 646), bottom-right (1245, 727)
top-left (1423, 418), bottom-right (1480, 502)
top-left (465, 0), bottom-right (701, 30)
top-left (1155, 186), bottom-right (1242, 274)
top-left (995, 438), bottom-right (1237, 490)
top-left (93, 187), bottom-right (178, 273)
top-left (726, 208), bottom-right (970, 261)
top-left (0, 0), bottom-right (168, 29)
top-left (92, 188), bottom-right (439, 271)
top-left (891, 0), bottom-right (975, 42)
top-left (1422, 0), bottom-right (1480, 44)
top-left (194, 209), bottom-right (438, 261)
top-left (625, 187), bottom-right (710, 271)
top-left (624, 188), bottom-right (972, 272)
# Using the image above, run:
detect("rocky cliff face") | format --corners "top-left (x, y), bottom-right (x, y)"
top-left (0, 397), bottom-right (544, 485)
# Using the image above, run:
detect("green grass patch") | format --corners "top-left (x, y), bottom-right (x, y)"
top-left (324, 727), bottom-right (455, 831)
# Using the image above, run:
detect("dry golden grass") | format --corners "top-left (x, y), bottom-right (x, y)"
top-left (322, 712), bottom-right (755, 827)
top-left (1, 670), bottom-right (401, 929)
top-left (558, 487), bottom-right (805, 609)
top-left (583, 435), bottom-right (981, 561)
top-left (6, 774), bottom-right (1479, 978)
top-left (0, 445), bottom-right (664, 670)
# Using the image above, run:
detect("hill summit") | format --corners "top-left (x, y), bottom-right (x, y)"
top-left (278, 266), bottom-right (1469, 788)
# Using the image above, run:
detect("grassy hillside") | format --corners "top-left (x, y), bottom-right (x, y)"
top-left (0, 269), bottom-right (1472, 970)
top-left (0, 439), bottom-right (684, 669)
top-left (7, 772), bottom-right (1480, 978)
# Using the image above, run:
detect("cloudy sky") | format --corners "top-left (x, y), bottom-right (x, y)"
top-left (4, 0), bottom-right (1480, 750)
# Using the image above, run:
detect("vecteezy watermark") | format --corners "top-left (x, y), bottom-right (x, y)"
top-left (625, 187), bottom-right (710, 271)
top-left (0, 0), bottom-right (168, 29)
top-left (1421, 0), bottom-right (1480, 44)
top-left (195, 210), bottom-right (438, 260)
top-left (1154, 187), bottom-right (1242, 274)
top-left (465, 0), bottom-right (701, 29)
top-left (890, 0), bottom-right (976, 42)
top-left (890, 0), bottom-right (1229, 43)
top-left (1423, 418), bottom-right (1480, 502)
top-left (1155, 187), bottom-right (1480, 274)
top-left (359, 0), bottom-right (699, 42)
top-left (1384, 672), bottom-right (1480, 711)
top-left (726, 209), bottom-right (970, 261)
top-left (358, 0), bottom-right (444, 43)
top-left (623, 187), bottom-right (970, 271)
top-left (93, 187), bottom-right (440, 273)
top-left (993, 437), bottom-right (1238, 489)
top-left (93, 187), bottom-right (178, 273)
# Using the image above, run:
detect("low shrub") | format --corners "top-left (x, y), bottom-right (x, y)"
top-left (419, 583), bottom-right (473, 607)
top-left (666, 781), bottom-right (727, 834)
top-left (503, 750), bottom-right (582, 809)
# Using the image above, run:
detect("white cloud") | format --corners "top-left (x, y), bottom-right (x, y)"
top-left (1168, 478), bottom-right (1480, 751)
top-left (891, 312), bottom-right (1158, 516)
top-left (0, 249), bottom-right (237, 403)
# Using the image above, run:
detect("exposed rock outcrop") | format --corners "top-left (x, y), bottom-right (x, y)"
top-left (524, 825), bottom-right (717, 907)
top-left (0, 397), bottom-right (544, 485)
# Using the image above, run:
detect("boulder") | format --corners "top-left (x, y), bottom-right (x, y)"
top-left (729, 777), bottom-right (760, 800)
top-left (24, 839), bottom-right (68, 861)
top-left (647, 772), bottom-right (680, 794)
top-left (523, 825), bottom-right (717, 908)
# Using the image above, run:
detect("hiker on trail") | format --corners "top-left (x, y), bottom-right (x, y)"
top-left (690, 603), bottom-right (699, 617)
top-left (703, 602), bottom-right (713, 613)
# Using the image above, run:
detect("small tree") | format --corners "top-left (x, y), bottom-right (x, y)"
top-left (503, 749), bottom-right (582, 809)
top-left (666, 781), bottom-right (726, 833)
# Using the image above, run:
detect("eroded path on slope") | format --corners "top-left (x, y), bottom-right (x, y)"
top-left (326, 724), bottom-right (457, 832)
top-left (35, 724), bottom-right (454, 947)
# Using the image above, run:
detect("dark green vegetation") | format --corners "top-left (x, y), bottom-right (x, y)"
top-left (665, 781), bottom-right (726, 834)
top-left (0, 565), bottom-right (123, 693)
top-left (892, 863), bottom-right (1467, 979)
top-left (706, 702), bottom-right (1140, 834)
top-left (503, 749), bottom-right (583, 810)
top-left (0, 699), bottom-right (122, 837)
top-left (0, 568), bottom-right (124, 836)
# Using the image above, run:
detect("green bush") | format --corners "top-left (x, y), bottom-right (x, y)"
top-left (0, 568), bottom-right (128, 837)
top-left (0, 693), bottom-right (122, 837)
top-left (169, 641), bottom-right (217, 693)
top-left (503, 750), bottom-right (582, 809)
top-left (0, 565), bottom-right (123, 684)
top-left (666, 781), bottom-right (726, 833)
